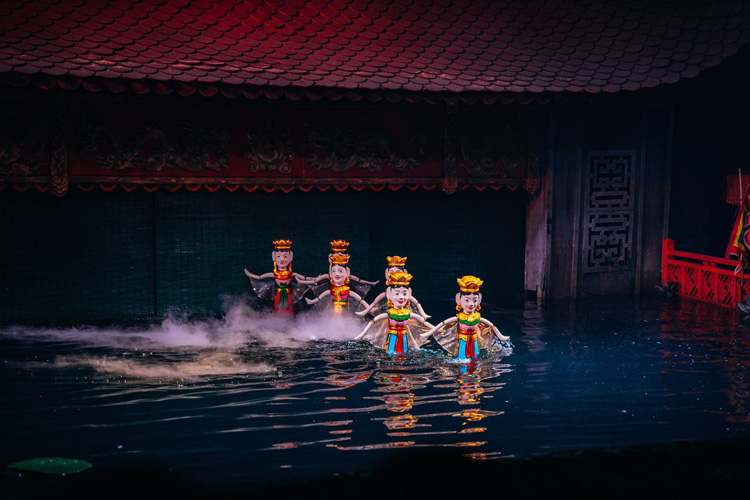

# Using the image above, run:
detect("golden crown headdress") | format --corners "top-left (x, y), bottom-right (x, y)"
top-left (273, 239), bottom-right (292, 250)
top-left (457, 275), bottom-right (483, 293)
top-left (330, 239), bottom-right (350, 253)
top-left (387, 271), bottom-right (413, 287)
top-left (329, 253), bottom-right (351, 266)
top-left (386, 255), bottom-right (407, 267)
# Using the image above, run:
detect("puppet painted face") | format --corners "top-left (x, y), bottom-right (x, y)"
top-left (456, 292), bottom-right (481, 314)
top-left (272, 250), bottom-right (293, 269)
top-left (387, 286), bottom-right (411, 309)
top-left (329, 264), bottom-right (350, 286)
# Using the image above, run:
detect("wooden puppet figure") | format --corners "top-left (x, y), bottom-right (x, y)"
top-left (356, 256), bottom-right (430, 319)
top-left (356, 271), bottom-right (432, 355)
top-left (422, 276), bottom-right (510, 361)
top-left (302, 239), bottom-right (375, 313)
top-left (305, 251), bottom-right (369, 314)
top-left (244, 239), bottom-right (306, 314)
top-left (328, 253), bottom-right (353, 314)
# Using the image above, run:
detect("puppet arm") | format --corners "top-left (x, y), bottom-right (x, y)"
top-left (409, 297), bottom-right (430, 319)
top-left (354, 313), bottom-right (388, 340)
top-left (420, 316), bottom-right (457, 338)
top-left (411, 313), bottom-right (426, 323)
top-left (356, 292), bottom-right (385, 317)
top-left (245, 269), bottom-right (273, 280)
top-left (350, 276), bottom-right (379, 287)
top-left (349, 291), bottom-right (369, 311)
top-left (306, 290), bottom-right (329, 305)
top-left (297, 274), bottom-right (328, 285)
top-left (296, 275), bottom-right (319, 284)
top-left (480, 317), bottom-right (510, 341)
top-left (410, 313), bottom-right (434, 330)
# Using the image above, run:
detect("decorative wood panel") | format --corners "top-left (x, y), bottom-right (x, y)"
top-left (582, 151), bottom-right (636, 273)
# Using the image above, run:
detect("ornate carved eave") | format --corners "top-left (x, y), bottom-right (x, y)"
top-left (1, 97), bottom-right (541, 196)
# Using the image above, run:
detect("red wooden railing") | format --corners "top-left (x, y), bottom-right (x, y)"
top-left (662, 238), bottom-right (750, 308)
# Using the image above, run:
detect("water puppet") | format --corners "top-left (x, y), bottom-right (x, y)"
top-left (243, 239), bottom-right (307, 314)
top-left (356, 256), bottom-right (430, 319)
top-left (301, 239), bottom-right (377, 312)
top-left (421, 276), bottom-right (510, 361)
top-left (355, 271), bottom-right (433, 355)
top-left (305, 250), bottom-right (370, 314)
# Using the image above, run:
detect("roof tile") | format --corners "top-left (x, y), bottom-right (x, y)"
top-left (1, 0), bottom-right (748, 99)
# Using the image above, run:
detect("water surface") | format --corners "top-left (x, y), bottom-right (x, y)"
top-left (1, 296), bottom-right (749, 488)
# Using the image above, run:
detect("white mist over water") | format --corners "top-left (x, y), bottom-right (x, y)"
top-left (0, 298), bottom-right (368, 381)
top-left (1, 299), bottom-right (366, 348)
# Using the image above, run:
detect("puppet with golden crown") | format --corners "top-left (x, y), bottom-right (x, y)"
top-left (243, 239), bottom-right (308, 314)
top-left (355, 271), bottom-right (433, 355)
top-left (305, 250), bottom-right (371, 314)
top-left (301, 240), bottom-right (377, 312)
top-left (357, 255), bottom-right (430, 319)
top-left (421, 276), bottom-right (511, 361)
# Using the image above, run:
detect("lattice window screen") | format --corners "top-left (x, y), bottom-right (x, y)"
top-left (582, 151), bottom-right (636, 273)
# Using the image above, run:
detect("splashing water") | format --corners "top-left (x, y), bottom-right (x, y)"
top-left (0, 298), bottom-right (367, 381)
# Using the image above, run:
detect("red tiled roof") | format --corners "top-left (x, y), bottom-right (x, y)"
top-left (1, 0), bottom-right (749, 103)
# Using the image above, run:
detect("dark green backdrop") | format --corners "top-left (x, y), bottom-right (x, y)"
top-left (0, 188), bottom-right (527, 325)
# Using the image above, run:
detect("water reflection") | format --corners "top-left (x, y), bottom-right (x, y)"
top-left (658, 299), bottom-right (750, 424)
top-left (323, 370), bottom-right (372, 388)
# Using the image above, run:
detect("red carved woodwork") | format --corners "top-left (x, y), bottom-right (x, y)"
top-left (662, 238), bottom-right (750, 308)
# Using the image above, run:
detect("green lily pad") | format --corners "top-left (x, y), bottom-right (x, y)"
top-left (9, 457), bottom-right (92, 475)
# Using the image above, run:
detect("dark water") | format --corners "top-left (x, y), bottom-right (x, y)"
top-left (1, 296), bottom-right (749, 492)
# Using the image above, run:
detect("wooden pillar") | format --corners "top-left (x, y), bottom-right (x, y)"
top-left (639, 105), bottom-right (674, 291)
top-left (524, 112), bottom-right (550, 299)
top-left (547, 106), bottom-right (583, 299)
